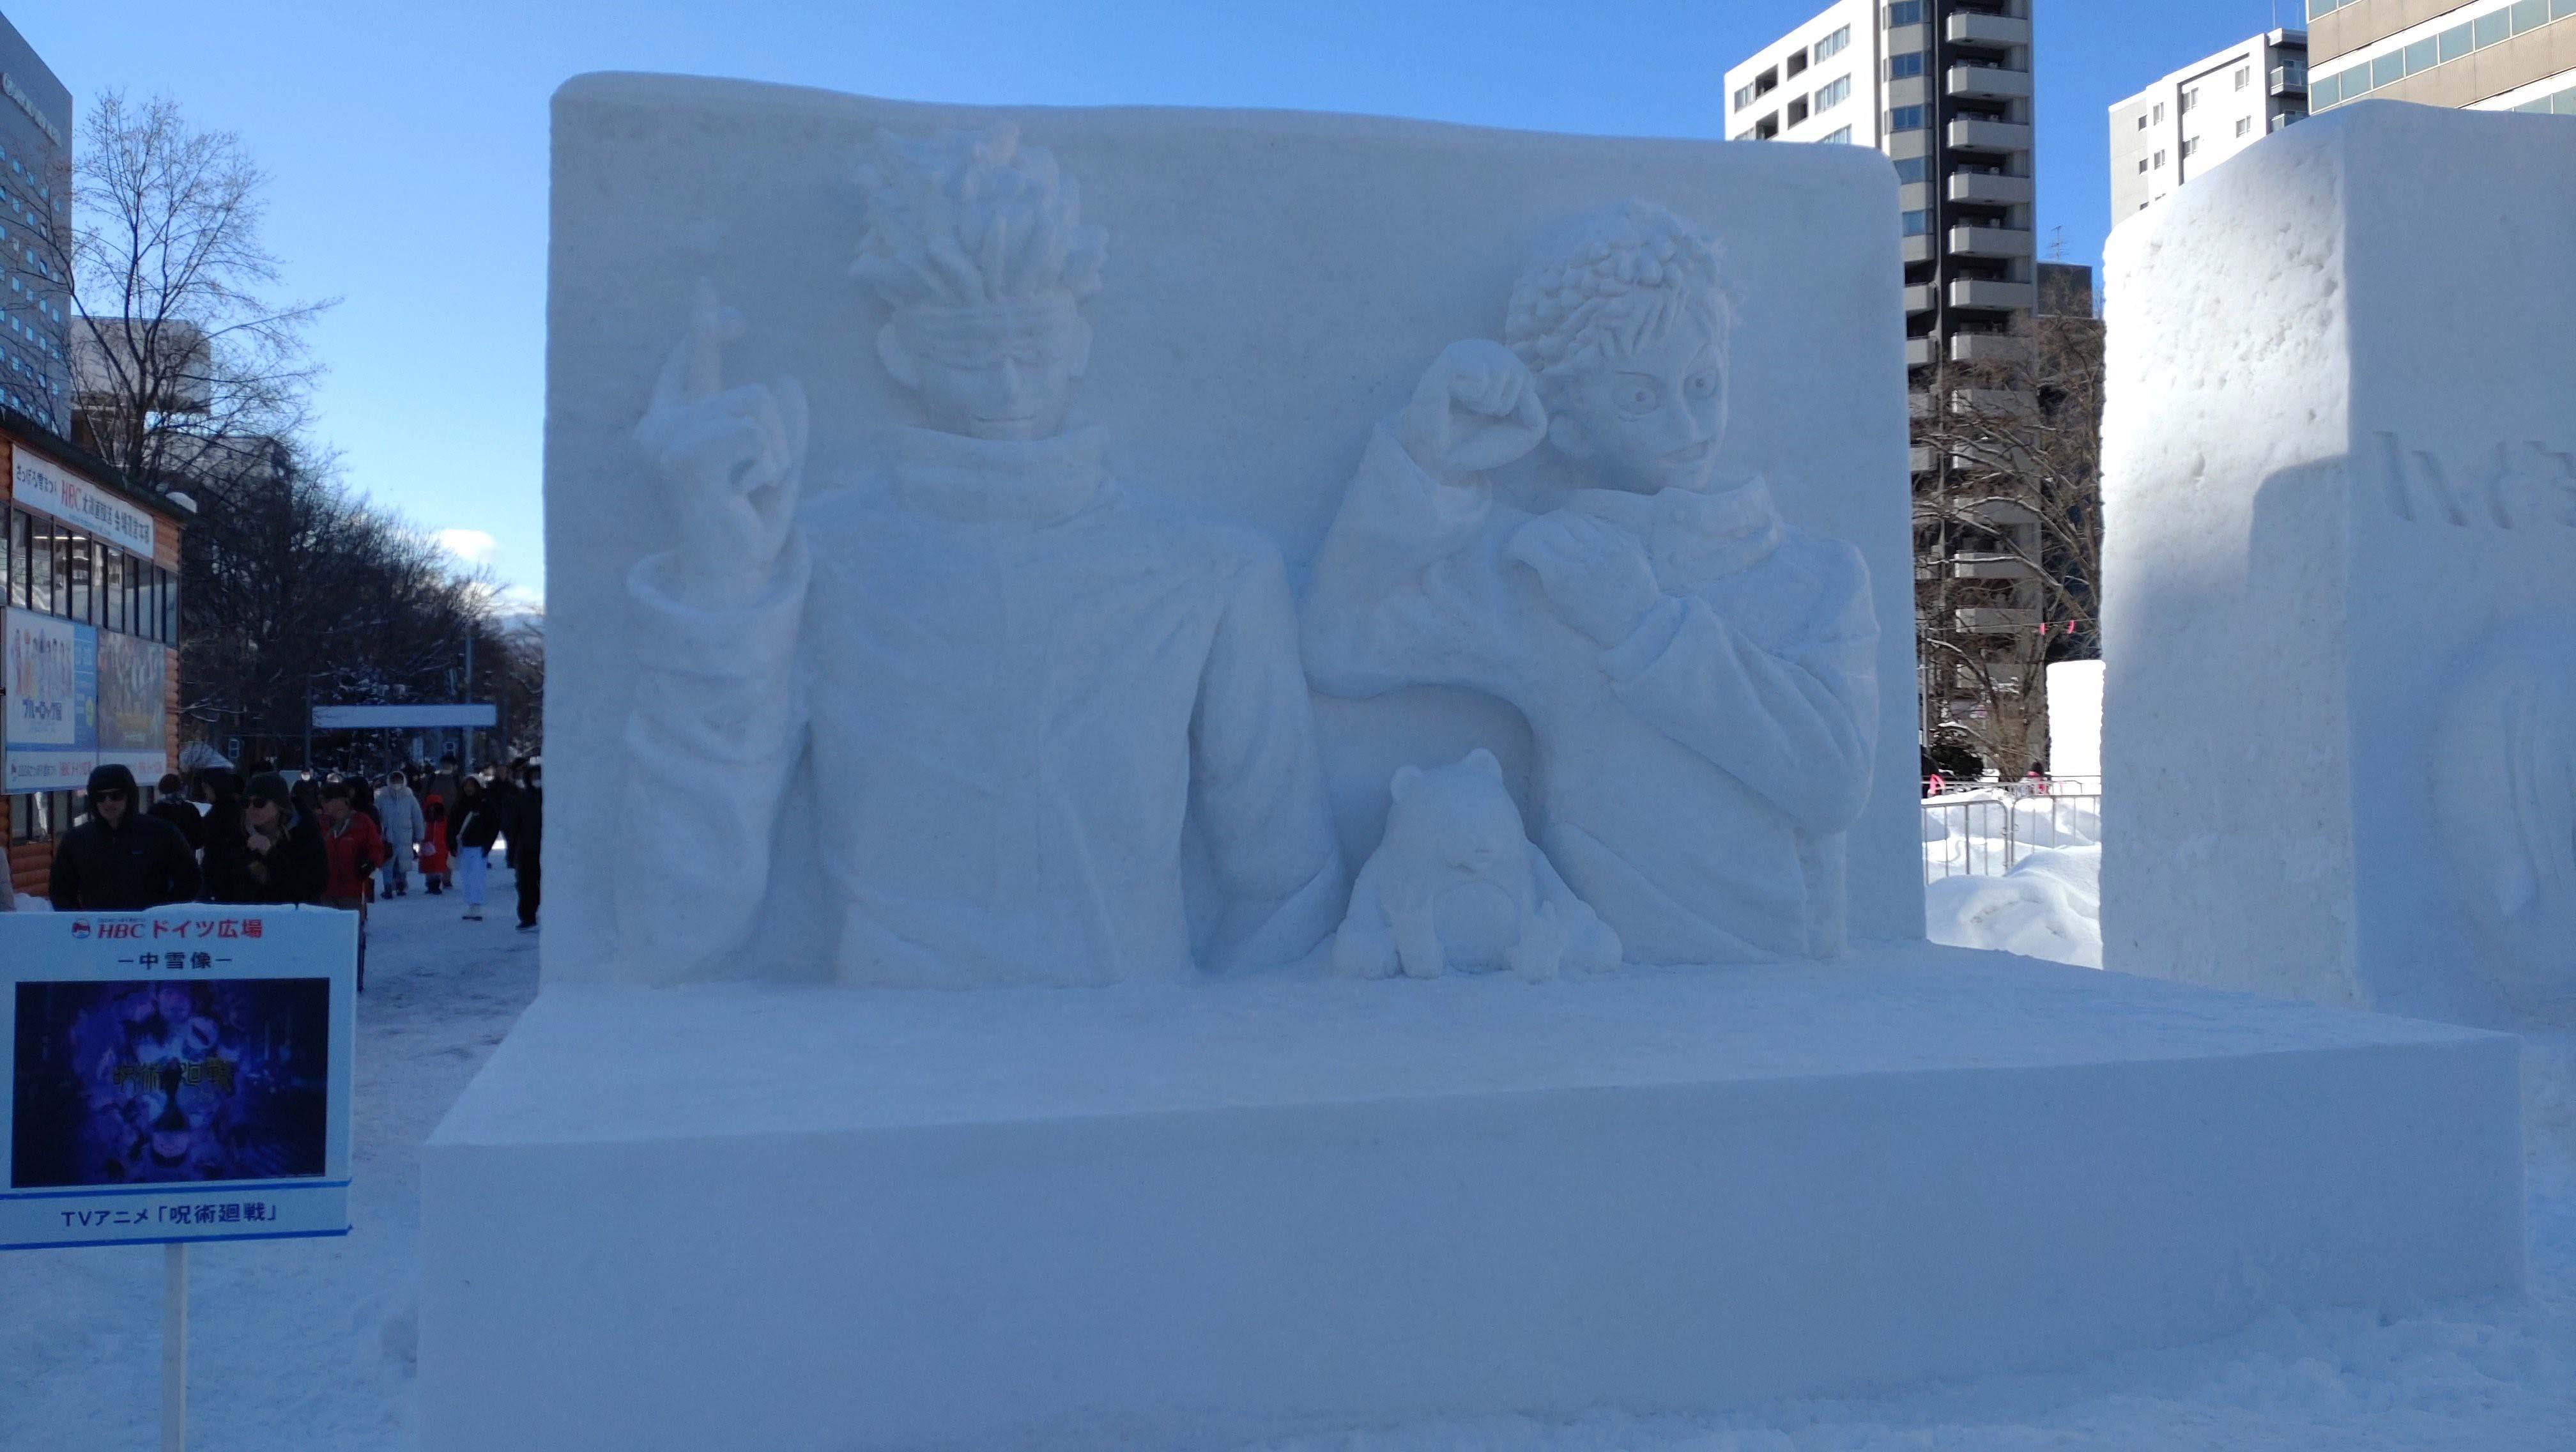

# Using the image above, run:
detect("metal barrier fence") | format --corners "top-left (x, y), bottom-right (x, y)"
top-left (1921, 787), bottom-right (2103, 882)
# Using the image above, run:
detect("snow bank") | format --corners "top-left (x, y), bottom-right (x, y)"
top-left (1927, 845), bottom-right (2103, 968)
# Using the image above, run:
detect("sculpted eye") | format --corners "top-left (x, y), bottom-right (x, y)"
top-left (1614, 376), bottom-right (1659, 418)
top-left (1685, 369), bottom-right (1720, 399)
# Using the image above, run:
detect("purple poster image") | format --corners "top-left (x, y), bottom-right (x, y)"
top-left (10, 978), bottom-right (331, 1188)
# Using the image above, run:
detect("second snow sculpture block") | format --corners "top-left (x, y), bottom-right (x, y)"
top-left (2100, 104), bottom-right (2576, 1026)
top-left (1333, 748), bottom-right (1620, 982)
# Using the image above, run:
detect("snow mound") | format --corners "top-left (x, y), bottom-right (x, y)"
top-left (1926, 845), bottom-right (2103, 969)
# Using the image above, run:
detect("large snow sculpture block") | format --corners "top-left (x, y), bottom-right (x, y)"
top-left (2100, 104), bottom-right (2576, 1026)
top-left (418, 953), bottom-right (2522, 1452)
top-left (537, 73), bottom-right (1925, 985)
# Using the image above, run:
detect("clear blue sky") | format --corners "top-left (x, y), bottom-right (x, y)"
top-left (15, 0), bottom-right (2297, 603)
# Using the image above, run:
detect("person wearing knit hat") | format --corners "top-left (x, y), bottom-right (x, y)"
top-left (203, 771), bottom-right (330, 906)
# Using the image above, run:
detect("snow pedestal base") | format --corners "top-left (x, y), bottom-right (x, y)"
top-left (418, 945), bottom-right (2522, 1452)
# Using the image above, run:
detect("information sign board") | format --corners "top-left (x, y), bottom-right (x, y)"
top-left (1, 908), bottom-right (357, 1251)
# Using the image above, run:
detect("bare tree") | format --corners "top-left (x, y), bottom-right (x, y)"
top-left (42, 89), bottom-right (334, 491)
top-left (1910, 308), bottom-right (2104, 776)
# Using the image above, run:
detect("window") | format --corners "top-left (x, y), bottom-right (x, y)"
top-left (5, 508), bottom-right (22, 608)
top-left (2513, 0), bottom-right (2548, 33)
top-left (2372, 51), bottom-right (2404, 88)
top-left (1814, 25), bottom-right (1850, 62)
top-left (104, 548), bottom-right (124, 634)
top-left (2237, 116), bottom-right (2253, 137)
top-left (2236, 66), bottom-right (2252, 91)
top-left (2136, 113), bottom-right (2149, 129)
top-left (1816, 75), bottom-right (1851, 111)
top-left (1901, 210), bottom-right (1931, 236)
top-left (2153, 102), bottom-right (2165, 122)
top-left (1821, 125), bottom-right (1853, 144)
top-left (26, 513), bottom-right (51, 613)
top-left (1788, 97), bottom-right (1810, 125)
top-left (2475, 10), bottom-right (2510, 46)
top-left (2153, 150), bottom-right (2167, 167)
top-left (1888, 105), bottom-right (1927, 130)
top-left (163, 568), bottom-right (178, 643)
top-left (1732, 84), bottom-right (1755, 112)
top-left (66, 531), bottom-right (89, 623)
top-left (1786, 50), bottom-right (1808, 78)
top-left (1888, 52), bottom-right (1926, 80)
top-left (2136, 158), bottom-right (2149, 173)
top-left (1892, 156), bottom-right (1929, 183)
top-left (2183, 137), bottom-right (2202, 158)
top-left (2182, 89), bottom-right (2198, 113)
top-left (2439, 23), bottom-right (2474, 61)
top-left (2405, 38), bottom-right (2437, 74)
top-left (1885, 1), bottom-right (1923, 26)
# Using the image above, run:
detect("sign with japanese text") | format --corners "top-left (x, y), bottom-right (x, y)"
top-left (12, 448), bottom-right (155, 560)
top-left (4, 607), bottom-right (93, 793)
top-left (1, 908), bottom-right (357, 1251)
top-left (94, 628), bottom-right (168, 782)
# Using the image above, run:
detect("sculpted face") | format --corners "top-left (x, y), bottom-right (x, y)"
top-left (1550, 309), bottom-right (1729, 495)
top-left (878, 300), bottom-right (1092, 442)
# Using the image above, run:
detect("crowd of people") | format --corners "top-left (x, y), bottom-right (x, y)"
top-left (21, 751), bottom-right (546, 991)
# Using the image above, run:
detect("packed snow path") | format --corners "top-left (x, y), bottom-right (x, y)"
top-left (4, 877), bottom-right (2573, 1449)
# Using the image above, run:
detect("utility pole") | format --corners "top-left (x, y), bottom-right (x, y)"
top-left (461, 629), bottom-right (477, 774)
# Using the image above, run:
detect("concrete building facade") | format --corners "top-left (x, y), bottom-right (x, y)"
top-left (2110, 31), bottom-right (2311, 220)
top-left (2308, 0), bottom-right (2576, 115)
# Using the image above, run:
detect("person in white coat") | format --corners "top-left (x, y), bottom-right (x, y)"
top-left (617, 123), bottom-right (1344, 988)
top-left (372, 771), bottom-right (425, 898)
top-left (1303, 201), bottom-right (1878, 964)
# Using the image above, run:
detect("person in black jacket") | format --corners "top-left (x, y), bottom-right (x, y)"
top-left (50, 764), bottom-right (203, 911)
top-left (147, 773), bottom-right (208, 857)
top-left (203, 772), bottom-right (329, 906)
top-left (504, 759), bottom-right (542, 931)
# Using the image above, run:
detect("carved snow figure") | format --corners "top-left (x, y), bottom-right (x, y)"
top-left (620, 125), bottom-right (1344, 987)
top-left (1333, 749), bottom-right (1620, 982)
top-left (1305, 200), bottom-right (1878, 964)
top-left (2434, 623), bottom-right (2576, 1017)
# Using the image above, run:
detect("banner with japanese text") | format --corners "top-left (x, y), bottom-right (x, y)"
top-left (94, 628), bottom-right (169, 782)
top-left (4, 608), bottom-right (94, 793)
top-left (0, 908), bottom-right (358, 1251)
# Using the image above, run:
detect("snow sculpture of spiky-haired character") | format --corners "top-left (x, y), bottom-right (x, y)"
top-left (620, 123), bottom-right (1342, 989)
top-left (1304, 199), bottom-right (1878, 965)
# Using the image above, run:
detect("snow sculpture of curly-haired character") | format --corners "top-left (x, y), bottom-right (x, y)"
top-left (1303, 199), bottom-right (1879, 964)
top-left (618, 123), bottom-right (1344, 987)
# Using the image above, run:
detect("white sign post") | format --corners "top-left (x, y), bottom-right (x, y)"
top-left (1, 907), bottom-right (359, 1450)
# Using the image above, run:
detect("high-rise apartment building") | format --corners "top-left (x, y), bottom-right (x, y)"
top-left (1724, 1), bottom-right (2037, 380)
top-left (0, 12), bottom-right (69, 432)
top-left (2306, 0), bottom-right (2576, 117)
top-left (2111, 31), bottom-right (2310, 220)
top-left (1726, 2), bottom-right (2045, 759)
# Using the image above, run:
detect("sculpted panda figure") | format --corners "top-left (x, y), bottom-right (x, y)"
top-left (1333, 750), bottom-right (1622, 982)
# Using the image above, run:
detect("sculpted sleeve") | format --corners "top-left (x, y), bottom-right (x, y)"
top-left (1193, 543), bottom-right (1347, 973)
top-left (1597, 538), bottom-right (1880, 835)
top-left (618, 537), bottom-right (811, 982)
top-left (1301, 422), bottom-right (1518, 700)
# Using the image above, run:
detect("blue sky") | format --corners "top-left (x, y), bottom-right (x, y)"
top-left (17, 0), bottom-right (2298, 603)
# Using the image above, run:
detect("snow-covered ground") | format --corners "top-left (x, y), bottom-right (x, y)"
top-left (6, 867), bottom-right (2574, 1449)
top-left (1925, 791), bottom-right (2106, 969)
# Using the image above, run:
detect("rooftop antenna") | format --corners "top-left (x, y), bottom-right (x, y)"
top-left (2048, 226), bottom-right (2065, 261)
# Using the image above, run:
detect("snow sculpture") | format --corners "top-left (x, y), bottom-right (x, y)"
top-left (1332, 748), bottom-right (1620, 982)
top-left (618, 123), bottom-right (1344, 987)
top-left (2433, 624), bottom-right (2576, 1014)
top-left (1303, 201), bottom-right (1878, 965)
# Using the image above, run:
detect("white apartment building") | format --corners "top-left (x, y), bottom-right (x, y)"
top-left (2110, 31), bottom-right (2310, 220)
top-left (1722, 1), bottom-right (2036, 380)
top-left (2308, 0), bottom-right (2576, 117)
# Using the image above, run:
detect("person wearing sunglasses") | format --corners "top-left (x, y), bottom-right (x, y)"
top-left (48, 763), bottom-right (203, 911)
top-left (203, 771), bottom-right (329, 906)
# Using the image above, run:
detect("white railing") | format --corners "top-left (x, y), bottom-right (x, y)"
top-left (1921, 785), bottom-right (2101, 881)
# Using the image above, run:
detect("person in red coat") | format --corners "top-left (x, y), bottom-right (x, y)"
top-left (418, 792), bottom-right (454, 895)
top-left (318, 781), bottom-right (389, 991)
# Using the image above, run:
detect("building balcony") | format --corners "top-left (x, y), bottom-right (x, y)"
top-left (1950, 278), bottom-right (2035, 310)
top-left (1910, 445), bottom-right (1935, 474)
top-left (1953, 606), bottom-right (2042, 632)
top-left (2271, 65), bottom-right (2307, 95)
top-left (1947, 117), bottom-right (2033, 153)
top-left (1904, 284), bottom-right (1938, 314)
top-left (1946, 11), bottom-right (2030, 47)
top-left (1949, 224), bottom-right (2035, 258)
top-left (1948, 552), bottom-right (2035, 581)
top-left (1950, 332), bottom-right (2025, 364)
top-left (1947, 65), bottom-right (2031, 101)
top-left (1906, 337), bottom-right (1937, 368)
top-left (1903, 234), bottom-right (1935, 265)
top-left (1948, 170), bottom-right (2032, 205)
